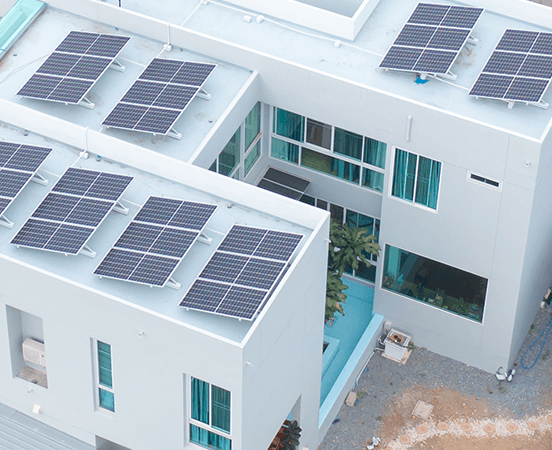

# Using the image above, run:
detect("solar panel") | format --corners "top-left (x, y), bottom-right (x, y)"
top-left (469, 29), bottom-right (552, 105)
top-left (380, 3), bottom-right (483, 76)
top-left (102, 58), bottom-right (216, 137)
top-left (94, 196), bottom-right (217, 287)
top-left (179, 225), bottom-right (303, 320)
top-left (18, 31), bottom-right (130, 106)
top-left (0, 198), bottom-right (11, 216)
top-left (11, 168), bottom-right (133, 255)
top-left (4, 145), bottom-right (53, 172)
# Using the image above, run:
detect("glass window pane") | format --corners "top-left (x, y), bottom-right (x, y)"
top-left (99, 388), bottom-right (115, 412)
top-left (316, 199), bottom-right (328, 210)
top-left (211, 385), bottom-right (231, 433)
top-left (190, 425), bottom-right (232, 450)
top-left (362, 168), bottom-right (384, 192)
top-left (356, 264), bottom-right (376, 282)
top-left (334, 128), bottom-right (362, 161)
top-left (300, 194), bottom-right (315, 206)
top-left (345, 210), bottom-right (359, 229)
top-left (330, 158), bottom-right (360, 184)
top-left (392, 149), bottom-right (416, 202)
top-left (329, 204), bottom-right (344, 224)
top-left (415, 156), bottom-right (441, 209)
top-left (302, 148), bottom-right (360, 184)
top-left (191, 378), bottom-right (210, 424)
top-left (209, 160), bottom-right (216, 172)
top-left (99, 368), bottom-right (112, 388)
top-left (245, 102), bottom-right (261, 149)
top-left (271, 138), bottom-right (299, 164)
top-left (244, 141), bottom-right (260, 176)
top-left (274, 108), bottom-right (304, 142)
top-left (219, 129), bottom-right (240, 176)
top-left (364, 138), bottom-right (387, 169)
top-left (306, 118), bottom-right (331, 149)
top-left (382, 245), bottom-right (487, 322)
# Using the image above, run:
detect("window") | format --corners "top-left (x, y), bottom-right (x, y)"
top-left (392, 149), bottom-right (441, 209)
top-left (274, 108), bottom-right (304, 141)
top-left (334, 127), bottom-right (363, 161)
top-left (244, 141), bottom-right (260, 176)
top-left (469, 172), bottom-right (500, 189)
top-left (301, 148), bottom-right (360, 184)
top-left (306, 119), bottom-right (331, 149)
top-left (97, 341), bottom-right (114, 412)
top-left (219, 129), bottom-right (240, 177)
top-left (245, 102), bottom-right (261, 149)
top-left (364, 138), bottom-right (386, 169)
top-left (190, 377), bottom-right (231, 450)
top-left (271, 137), bottom-right (299, 164)
top-left (382, 245), bottom-right (487, 322)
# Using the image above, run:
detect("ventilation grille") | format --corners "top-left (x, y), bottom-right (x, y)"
top-left (470, 173), bottom-right (500, 188)
top-left (22, 338), bottom-right (46, 367)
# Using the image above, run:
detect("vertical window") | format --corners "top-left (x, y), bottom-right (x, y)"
top-left (333, 128), bottom-right (363, 161)
top-left (244, 141), bottom-right (260, 176)
top-left (364, 138), bottom-right (386, 169)
top-left (271, 138), bottom-right (299, 164)
top-left (97, 341), bottom-right (114, 412)
top-left (274, 108), bottom-right (304, 141)
top-left (245, 102), bottom-right (261, 149)
top-left (219, 130), bottom-right (240, 176)
top-left (362, 168), bottom-right (384, 192)
top-left (306, 119), bottom-right (331, 149)
top-left (190, 377), bottom-right (231, 450)
top-left (392, 149), bottom-right (441, 209)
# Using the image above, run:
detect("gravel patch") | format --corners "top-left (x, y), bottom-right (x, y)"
top-left (318, 305), bottom-right (552, 450)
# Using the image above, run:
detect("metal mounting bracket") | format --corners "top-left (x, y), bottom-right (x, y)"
top-left (467, 35), bottom-right (479, 45)
top-left (198, 231), bottom-right (212, 245)
top-left (79, 244), bottom-right (96, 258)
top-left (197, 88), bottom-right (211, 101)
top-left (0, 214), bottom-right (14, 229)
top-left (113, 200), bottom-right (130, 215)
top-left (110, 59), bottom-right (126, 72)
top-left (31, 172), bottom-right (48, 186)
top-left (166, 128), bottom-right (182, 140)
top-left (165, 277), bottom-right (181, 290)
top-left (78, 96), bottom-right (95, 110)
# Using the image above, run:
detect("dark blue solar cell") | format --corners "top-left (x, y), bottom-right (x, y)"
top-left (218, 225), bottom-right (267, 255)
top-left (168, 201), bottom-right (217, 230)
top-left (216, 286), bottom-right (267, 320)
top-left (115, 222), bottom-right (163, 253)
top-left (121, 80), bottom-right (165, 106)
top-left (128, 254), bottom-right (180, 286)
top-left (53, 168), bottom-right (98, 196)
top-left (85, 34), bottom-right (130, 58)
top-left (133, 107), bottom-right (181, 134)
top-left (94, 248), bottom-right (144, 280)
top-left (149, 228), bottom-right (197, 258)
top-left (254, 230), bottom-right (303, 261)
top-left (86, 172), bottom-right (133, 201)
top-left (66, 56), bottom-right (112, 80)
top-left (36, 52), bottom-right (80, 77)
top-left (47, 78), bottom-right (93, 103)
top-left (11, 219), bottom-right (58, 249)
top-left (31, 193), bottom-right (79, 222)
top-left (17, 74), bottom-right (61, 99)
top-left (394, 25), bottom-right (436, 48)
top-left (0, 197), bottom-right (10, 215)
top-left (379, 46), bottom-right (423, 71)
top-left (517, 54), bottom-right (552, 79)
top-left (0, 142), bottom-right (20, 167)
top-left (407, 3), bottom-right (449, 26)
top-left (179, 280), bottom-right (230, 312)
top-left (483, 51), bottom-right (526, 75)
top-left (199, 252), bottom-right (249, 284)
top-left (531, 33), bottom-right (552, 56)
top-left (504, 77), bottom-right (549, 102)
top-left (496, 29), bottom-right (539, 53)
top-left (0, 170), bottom-right (32, 198)
top-left (56, 31), bottom-right (98, 54)
top-left (469, 73), bottom-right (513, 98)
top-left (171, 62), bottom-right (216, 86)
top-left (45, 223), bottom-right (94, 254)
top-left (138, 58), bottom-right (183, 83)
top-left (65, 197), bottom-right (113, 227)
top-left (5, 145), bottom-right (52, 172)
top-left (102, 103), bottom-right (147, 129)
top-left (236, 258), bottom-right (285, 290)
top-left (153, 85), bottom-right (198, 110)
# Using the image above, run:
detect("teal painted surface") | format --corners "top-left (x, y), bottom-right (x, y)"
top-left (0, 0), bottom-right (45, 55)
top-left (320, 280), bottom-right (374, 405)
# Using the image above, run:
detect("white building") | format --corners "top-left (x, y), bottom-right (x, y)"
top-left (0, 0), bottom-right (552, 449)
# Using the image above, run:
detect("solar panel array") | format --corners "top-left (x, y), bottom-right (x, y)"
top-left (380, 3), bottom-right (483, 75)
top-left (179, 225), bottom-right (303, 320)
top-left (102, 58), bottom-right (216, 135)
top-left (469, 29), bottom-right (552, 103)
top-left (94, 196), bottom-right (217, 287)
top-left (18, 31), bottom-right (130, 105)
top-left (0, 142), bottom-right (52, 218)
top-left (11, 168), bottom-right (133, 255)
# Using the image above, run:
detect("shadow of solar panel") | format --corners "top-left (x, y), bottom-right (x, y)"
top-left (0, 142), bottom-right (20, 166)
top-left (379, 46), bottom-right (422, 70)
top-left (496, 29), bottom-right (538, 53)
top-left (257, 179), bottom-right (304, 200)
top-left (48, 78), bottom-right (93, 103)
top-left (428, 28), bottom-right (470, 51)
top-left (168, 202), bottom-right (218, 230)
top-left (86, 35), bottom-right (130, 58)
top-left (171, 62), bottom-right (216, 86)
top-left (66, 198), bottom-right (113, 227)
top-left (138, 58), bottom-right (183, 82)
top-left (179, 280), bottom-right (230, 312)
top-left (32, 193), bottom-right (79, 222)
top-left (200, 252), bottom-right (249, 284)
top-left (87, 172), bottom-right (133, 201)
top-left (133, 196), bottom-right (181, 225)
top-left (413, 50), bottom-right (456, 73)
top-left (55, 31), bottom-right (98, 54)
top-left (531, 33), bottom-right (552, 56)
top-left (11, 218), bottom-right (59, 249)
top-left (37, 52), bottom-right (80, 77)
top-left (441, 6), bottom-right (483, 29)
top-left (121, 80), bottom-right (166, 106)
top-left (53, 168), bottom-right (98, 196)
top-left (102, 103), bottom-right (147, 129)
top-left (0, 198), bottom-right (10, 216)
top-left (407, 3), bottom-right (448, 25)
top-left (150, 228), bottom-right (197, 258)
top-left (518, 55), bottom-right (552, 79)
top-left (264, 167), bottom-right (310, 192)
top-left (505, 77), bottom-right (550, 102)
top-left (115, 222), bottom-right (162, 252)
top-left (153, 85), bottom-right (198, 110)
top-left (133, 107), bottom-right (181, 134)
top-left (394, 25), bottom-right (436, 48)
top-left (17, 74), bottom-right (61, 99)
top-left (0, 170), bottom-right (33, 198)
top-left (469, 73), bottom-right (513, 98)
top-left (218, 226), bottom-right (267, 255)
top-left (236, 259), bottom-right (285, 290)
top-left (216, 286), bottom-right (267, 320)
top-left (254, 230), bottom-right (303, 261)
top-left (483, 51), bottom-right (525, 75)
top-left (128, 254), bottom-right (180, 286)
top-left (67, 56), bottom-right (112, 80)
top-left (5, 145), bottom-right (52, 172)
top-left (94, 248), bottom-right (144, 280)
top-left (45, 224), bottom-right (94, 254)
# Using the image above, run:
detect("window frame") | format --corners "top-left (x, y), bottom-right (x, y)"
top-left (390, 147), bottom-right (442, 211)
top-left (93, 339), bottom-right (115, 414)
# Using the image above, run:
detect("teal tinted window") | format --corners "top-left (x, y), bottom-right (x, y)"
top-left (334, 128), bottom-right (362, 161)
top-left (415, 156), bottom-right (441, 209)
top-left (97, 341), bottom-right (112, 388)
top-left (245, 102), bottom-right (261, 149)
top-left (191, 377), bottom-right (210, 424)
top-left (301, 148), bottom-right (359, 184)
top-left (209, 160), bottom-right (216, 172)
top-left (364, 138), bottom-right (386, 168)
top-left (271, 138), bottom-right (299, 164)
top-left (383, 245), bottom-right (487, 322)
top-left (211, 385), bottom-right (231, 433)
top-left (219, 129), bottom-right (240, 176)
top-left (99, 388), bottom-right (114, 412)
top-left (244, 141), bottom-right (260, 175)
top-left (299, 194), bottom-right (315, 206)
top-left (274, 108), bottom-right (304, 141)
top-left (362, 168), bottom-right (384, 192)
top-left (190, 425), bottom-right (232, 450)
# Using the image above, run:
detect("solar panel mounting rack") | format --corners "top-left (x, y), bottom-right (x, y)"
top-left (0, 142), bottom-right (52, 229)
top-left (11, 168), bottom-right (133, 257)
top-left (469, 29), bottom-right (552, 109)
top-left (179, 224), bottom-right (303, 320)
top-left (379, 3), bottom-right (484, 80)
top-left (101, 58), bottom-right (217, 139)
top-left (94, 196), bottom-right (218, 289)
top-left (17, 31), bottom-right (130, 109)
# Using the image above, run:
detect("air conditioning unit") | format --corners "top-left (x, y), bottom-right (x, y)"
top-left (22, 338), bottom-right (46, 367)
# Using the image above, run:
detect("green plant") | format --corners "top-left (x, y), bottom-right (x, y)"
top-left (376, 416), bottom-right (382, 421)
top-left (529, 324), bottom-right (535, 334)
top-left (408, 342), bottom-right (415, 351)
top-left (281, 420), bottom-right (302, 450)
top-left (325, 270), bottom-right (348, 322)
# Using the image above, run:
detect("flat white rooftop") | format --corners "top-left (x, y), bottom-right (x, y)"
top-left (0, 125), bottom-right (313, 343)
